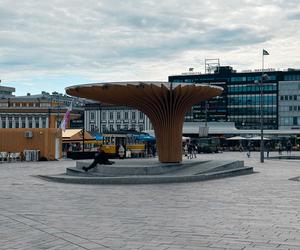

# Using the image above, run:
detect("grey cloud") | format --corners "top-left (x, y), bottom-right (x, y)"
top-left (0, 0), bottom-right (299, 87)
top-left (287, 12), bottom-right (300, 20)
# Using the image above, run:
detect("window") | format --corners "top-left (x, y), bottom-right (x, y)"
top-left (289, 106), bottom-right (293, 111)
top-left (117, 112), bottom-right (121, 120)
top-left (116, 124), bottom-right (121, 131)
top-left (284, 117), bottom-right (291, 125)
top-left (294, 106), bottom-right (298, 111)
top-left (109, 124), bottom-right (114, 131)
top-left (91, 124), bottom-right (95, 131)
top-left (294, 95), bottom-right (297, 101)
top-left (280, 96), bottom-right (284, 101)
top-left (289, 96), bottom-right (293, 100)
top-left (132, 111), bottom-right (136, 120)
top-left (102, 111), bottom-right (106, 120)
top-left (293, 117), bottom-right (298, 125)
top-left (109, 112), bottom-right (114, 120)
top-left (90, 112), bottom-right (95, 120)
top-left (139, 112), bottom-right (144, 119)
top-left (102, 125), bottom-right (107, 132)
top-left (42, 118), bottom-right (46, 128)
top-left (285, 96), bottom-right (288, 100)
top-left (124, 112), bottom-right (128, 119)
top-left (22, 119), bottom-right (26, 128)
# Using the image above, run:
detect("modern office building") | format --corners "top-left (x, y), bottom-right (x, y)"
top-left (84, 102), bottom-right (152, 133)
top-left (169, 66), bottom-right (300, 130)
top-left (0, 85), bottom-right (15, 98)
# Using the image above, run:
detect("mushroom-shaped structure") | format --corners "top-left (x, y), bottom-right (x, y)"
top-left (66, 82), bottom-right (223, 163)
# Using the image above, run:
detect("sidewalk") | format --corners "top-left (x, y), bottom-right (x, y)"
top-left (0, 152), bottom-right (300, 249)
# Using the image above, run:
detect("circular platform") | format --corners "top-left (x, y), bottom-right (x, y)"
top-left (37, 158), bottom-right (253, 185)
top-left (268, 155), bottom-right (300, 160)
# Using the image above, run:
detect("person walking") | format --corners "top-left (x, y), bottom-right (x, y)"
top-left (277, 142), bottom-right (283, 155)
top-left (265, 142), bottom-right (271, 158)
top-left (187, 144), bottom-right (194, 159)
top-left (193, 144), bottom-right (198, 158)
top-left (286, 140), bottom-right (292, 156)
top-left (246, 141), bottom-right (253, 158)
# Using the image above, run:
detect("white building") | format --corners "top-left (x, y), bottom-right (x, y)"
top-left (0, 92), bottom-right (84, 129)
top-left (278, 78), bottom-right (300, 129)
top-left (84, 103), bottom-right (152, 133)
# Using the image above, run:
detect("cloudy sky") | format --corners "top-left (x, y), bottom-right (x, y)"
top-left (0, 0), bottom-right (300, 96)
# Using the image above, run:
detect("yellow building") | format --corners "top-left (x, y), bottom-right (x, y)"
top-left (0, 128), bottom-right (61, 160)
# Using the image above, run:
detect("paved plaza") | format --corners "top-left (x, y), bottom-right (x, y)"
top-left (0, 152), bottom-right (300, 250)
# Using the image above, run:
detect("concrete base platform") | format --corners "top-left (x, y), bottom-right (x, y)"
top-left (38, 158), bottom-right (253, 185)
top-left (268, 155), bottom-right (300, 160)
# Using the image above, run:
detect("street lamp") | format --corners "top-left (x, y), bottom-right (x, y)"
top-left (260, 49), bottom-right (270, 163)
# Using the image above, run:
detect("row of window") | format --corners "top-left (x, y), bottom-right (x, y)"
top-left (231, 75), bottom-right (276, 82)
top-left (280, 117), bottom-right (299, 126)
top-left (279, 83), bottom-right (300, 91)
top-left (232, 118), bottom-right (277, 129)
top-left (279, 106), bottom-right (300, 112)
top-left (90, 124), bottom-right (144, 132)
top-left (90, 111), bottom-right (144, 121)
top-left (284, 75), bottom-right (300, 81)
top-left (1, 120), bottom-right (47, 128)
top-left (228, 107), bottom-right (277, 116)
top-left (228, 95), bottom-right (276, 105)
top-left (280, 95), bottom-right (298, 101)
top-left (228, 84), bottom-right (277, 93)
top-left (0, 91), bottom-right (12, 95)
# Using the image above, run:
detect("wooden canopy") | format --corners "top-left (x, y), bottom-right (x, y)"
top-left (66, 82), bottom-right (222, 163)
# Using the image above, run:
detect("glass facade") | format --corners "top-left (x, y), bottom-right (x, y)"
top-left (168, 66), bottom-right (284, 129)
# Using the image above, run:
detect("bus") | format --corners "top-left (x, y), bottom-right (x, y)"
top-left (100, 132), bottom-right (146, 158)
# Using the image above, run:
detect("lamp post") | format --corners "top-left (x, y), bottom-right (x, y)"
top-left (260, 49), bottom-right (269, 163)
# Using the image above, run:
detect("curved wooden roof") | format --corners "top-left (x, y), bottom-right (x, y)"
top-left (66, 81), bottom-right (223, 107)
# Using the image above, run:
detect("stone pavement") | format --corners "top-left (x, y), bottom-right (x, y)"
top-left (0, 151), bottom-right (300, 250)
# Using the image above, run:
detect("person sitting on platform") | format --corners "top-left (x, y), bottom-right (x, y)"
top-left (82, 146), bottom-right (115, 172)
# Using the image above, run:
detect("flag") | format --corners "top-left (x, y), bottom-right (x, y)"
top-left (263, 49), bottom-right (269, 55)
top-left (60, 101), bottom-right (73, 131)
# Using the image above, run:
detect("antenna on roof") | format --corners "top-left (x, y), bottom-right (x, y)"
top-left (205, 58), bottom-right (220, 74)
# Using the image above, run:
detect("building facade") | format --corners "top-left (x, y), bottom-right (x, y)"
top-left (278, 74), bottom-right (300, 129)
top-left (0, 85), bottom-right (15, 98)
top-left (0, 91), bottom-right (84, 129)
top-left (169, 66), bottom-right (300, 130)
top-left (84, 103), bottom-right (152, 133)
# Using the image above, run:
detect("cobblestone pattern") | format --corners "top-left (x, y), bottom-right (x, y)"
top-left (0, 152), bottom-right (300, 249)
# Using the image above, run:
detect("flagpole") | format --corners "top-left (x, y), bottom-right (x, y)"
top-left (260, 51), bottom-right (265, 163)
